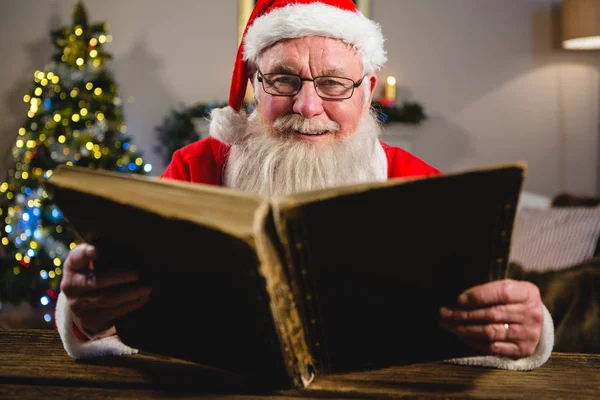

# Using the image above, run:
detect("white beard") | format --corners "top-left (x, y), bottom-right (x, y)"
top-left (224, 110), bottom-right (388, 197)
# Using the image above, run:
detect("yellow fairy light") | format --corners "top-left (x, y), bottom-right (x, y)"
top-left (22, 172), bottom-right (29, 179)
top-left (41, 78), bottom-right (48, 86)
top-left (60, 92), bottom-right (67, 100)
top-left (116, 159), bottom-right (124, 166)
top-left (89, 38), bottom-right (98, 46)
top-left (16, 140), bottom-right (24, 148)
top-left (101, 147), bottom-right (109, 155)
top-left (90, 49), bottom-right (98, 58)
top-left (1, 237), bottom-right (8, 246)
top-left (34, 88), bottom-right (42, 96)
top-left (62, 118), bottom-right (69, 126)
top-left (55, 267), bottom-right (63, 275)
top-left (135, 157), bottom-right (143, 166)
top-left (76, 58), bottom-right (84, 66)
top-left (6, 192), bottom-right (14, 200)
top-left (39, 134), bottom-right (47, 142)
top-left (69, 242), bottom-right (77, 250)
top-left (86, 82), bottom-right (93, 90)
top-left (0, 183), bottom-right (5, 192)
top-left (23, 256), bottom-right (31, 264)
top-left (70, 88), bottom-right (79, 97)
top-left (94, 88), bottom-right (103, 96)
top-left (23, 95), bottom-right (31, 102)
top-left (52, 76), bottom-right (60, 84)
top-left (85, 142), bottom-right (94, 151)
top-left (26, 140), bottom-right (36, 148)
top-left (72, 114), bottom-right (80, 122)
top-left (66, 161), bottom-right (73, 166)
top-left (19, 233), bottom-right (26, 241)
top-left (75, 27), bottom-right (83, 36)
top-left (80, 108), bottom-right (88, 116)
top-left (54, 85), bottom-right (61, 93)
top-left (27, 111), bottom-right (35, 118)
top-left (97, 112), bottom-right (105, 121)
top-left (130, 145), bottom-right (137, 152)
top-left (56, 225), bottom-right (63, 233)
top-left (53, 258), bottom-right (61, 267)
top-left (53, 114), bottom-right (61, 122)
top-left (15, 253), bottom-right (22, 261)
top-left (30, 241), bottom-right (38, 250)
top-left (47, 72), bottom-right (54, 79)
top-left (94, 151), bottom-right (102, 159)
top-left (93, 59), bottom-right (101, 67)
top-left (36, 71), bottom-right (44, 80)
top-left (58, 135), bottom-right (66, 143)
top-left (99, 35), bottom-right (107, 43)
top-left (13, 266), bottom-right (20, 275)
top-left (49, 271), bottom-right (56, 279)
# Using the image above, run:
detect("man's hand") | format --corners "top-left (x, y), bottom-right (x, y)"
top-left (439, 279), bottom-right (543, 359)
top-left (60, 243), bottom-right (152, 338)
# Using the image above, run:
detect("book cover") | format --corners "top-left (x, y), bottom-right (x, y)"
top-left (43, 162), bottom-right (525, 389)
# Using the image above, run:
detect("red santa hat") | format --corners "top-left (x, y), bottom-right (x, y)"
top-left (210, 0), bottom-right (387, 144)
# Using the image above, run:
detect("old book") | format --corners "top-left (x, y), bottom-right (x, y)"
top-left (43, 162), bottom-right (525, 390)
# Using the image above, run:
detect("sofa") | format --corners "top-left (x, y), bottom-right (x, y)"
top-left (508, 191), bottom-right (600, 353)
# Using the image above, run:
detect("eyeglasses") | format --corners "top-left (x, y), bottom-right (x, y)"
top-left (257, 70), bottom-right (365, 100)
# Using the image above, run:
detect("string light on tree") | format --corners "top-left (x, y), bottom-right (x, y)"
top-left (0, 0), bottom-right (151, 322)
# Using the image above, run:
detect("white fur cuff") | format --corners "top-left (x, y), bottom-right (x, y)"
top-left (208, 106), bottom-right (248, 145)
top-left (445, 303), bottom-right (554, 370)
top-left (55, 292), bottom-right (138, 359)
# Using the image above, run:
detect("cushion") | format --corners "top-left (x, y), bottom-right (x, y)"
top-left (508, 205), bottom-right (600, 272)
top-left (517, 191), bottom-right (552, 210)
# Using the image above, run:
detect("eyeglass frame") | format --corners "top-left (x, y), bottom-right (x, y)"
top-left (256, 69), bottom-right (366, 100)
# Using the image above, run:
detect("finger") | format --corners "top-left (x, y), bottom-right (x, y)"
top-left (440, 304), bottom-right (525, 324)
top-left (440, 321), bottom-right (520, 342)
top-left (62, 268), bottom-right (143, 297)
top-left (457, 280), bottom-right (539, 307)
top-left (74, 295), bottom-right (152, 333)
top-left (63, 244), bottom-right (97, 272)
top-left (455, 337), bottom-right (523, 359)
top-left (69, 284), bottom-right (152, 314)
top-left (489, 341), bottom-right (538, 359)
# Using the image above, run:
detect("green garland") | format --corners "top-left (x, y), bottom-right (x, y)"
top-left (154, 101), bottom-right (426, 166)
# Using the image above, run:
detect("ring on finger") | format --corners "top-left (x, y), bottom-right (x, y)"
top-left (503, 323), bottom-right (510, 340)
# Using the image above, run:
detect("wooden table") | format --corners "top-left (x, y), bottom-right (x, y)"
top-left (1, 329), bottom-right (598, 399)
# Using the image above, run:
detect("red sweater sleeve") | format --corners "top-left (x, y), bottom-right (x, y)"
top-left (381, 142), bottom-right (441, 178)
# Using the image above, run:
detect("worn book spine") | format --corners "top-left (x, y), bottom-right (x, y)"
top-left (272, 206), bottom-right (328, 374)
top-left (254, 205), bottom-right (315, 388)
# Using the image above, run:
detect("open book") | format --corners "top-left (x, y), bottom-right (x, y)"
top-left (43, 162), bottom-right (525, 390)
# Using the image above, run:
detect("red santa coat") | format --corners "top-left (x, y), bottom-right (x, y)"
top-left (160, 137), bottom-right (440, 183)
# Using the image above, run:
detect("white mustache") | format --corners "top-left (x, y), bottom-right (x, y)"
top-left (273, 114), bottom-right (340, 135)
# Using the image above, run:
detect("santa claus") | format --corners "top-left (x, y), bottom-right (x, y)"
top-left (56, 0), bottom-right (554, 373)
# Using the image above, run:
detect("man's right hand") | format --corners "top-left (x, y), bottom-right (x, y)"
top-left (60, 243), bottom-right (152, 339)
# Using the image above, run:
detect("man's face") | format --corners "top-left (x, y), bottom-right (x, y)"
top-left (255, 36), bottom-right (377, 146)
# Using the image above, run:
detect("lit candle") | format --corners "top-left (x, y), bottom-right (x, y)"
top-left (384, 76), bottom-right (397, 103)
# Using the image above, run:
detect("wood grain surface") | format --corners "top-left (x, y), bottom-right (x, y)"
top-left (0, 329), bottom-right (598, 399)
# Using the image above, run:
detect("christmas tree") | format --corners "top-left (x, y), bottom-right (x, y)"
top-left (0, 1), bottom-right (151, 323)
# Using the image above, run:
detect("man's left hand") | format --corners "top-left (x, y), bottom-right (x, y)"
top-left (439, 279), bottom-right (544, 359)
